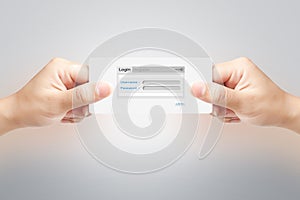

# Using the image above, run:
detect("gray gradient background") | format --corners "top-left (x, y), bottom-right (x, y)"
top-left (1, 0), bottom-right (300, 199)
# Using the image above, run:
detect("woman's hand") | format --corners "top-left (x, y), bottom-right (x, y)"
top-left (192, 57), bottom-right (300, 133)
top-left (0, 58), bottom-right (111, 135)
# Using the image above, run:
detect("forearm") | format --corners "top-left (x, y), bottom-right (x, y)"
top-left (280, 93), bottom-right (300, 134)
top-left (0, 94), bottom-right (21, 135)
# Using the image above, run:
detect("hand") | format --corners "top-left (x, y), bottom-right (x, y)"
top-left (0, 58), bottom-right (111, 135)
top-left (192, 57), bottom-right (300, 133)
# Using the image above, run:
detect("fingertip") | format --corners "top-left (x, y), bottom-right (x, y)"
top-left (191, 81), bottom-right (206, 99)
top-left (95, 81), bottom-right (112, 99)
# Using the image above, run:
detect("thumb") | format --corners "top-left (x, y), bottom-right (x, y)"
top-left (64, 81), bottom-right (111, 110)
top-left (191, 81), bottom-right (238, 110)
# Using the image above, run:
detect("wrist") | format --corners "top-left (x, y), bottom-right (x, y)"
top-left (0, 94), bottom-right (22, 135)
top-left (279, 92), bottom-right (300, 133)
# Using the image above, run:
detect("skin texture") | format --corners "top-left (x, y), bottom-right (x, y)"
top-left (0, 57), bottom-right (299, 135)
top-left (0, 58), bottom-right (111, 135)
top-left (192, 57), bottom-right (300, 133)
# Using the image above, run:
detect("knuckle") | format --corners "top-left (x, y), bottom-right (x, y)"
top-left (235, 57), bottom-right (256, 70)
top-left (50, 57), bottom-right (68, 65)
top-left (210, 84), bottom-right (226, 105)
top-left (239, 56), bottom-right (250, 62)
top-left (75, 87), bottom-right (89, 105)
top-left (224, 89), bottom-right (232, 105)
top-left (45, 58), bottom-right (63, 70)
top-left (46, 57), bottom-right (70, 71)
top-left (50, 57), bottom-right (62, 63)
top-left (237, 57), bottom-right (252, 65)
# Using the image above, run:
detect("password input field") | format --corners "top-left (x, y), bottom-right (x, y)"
top-left (143, 86), bottom-right (181, 91)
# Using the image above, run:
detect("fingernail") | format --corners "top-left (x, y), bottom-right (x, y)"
top-left (192, 82), bottom-right (206, 97)
top-left (96, 82), bottom-right (111, 98)
top-left (199, 82), bottom-right (206, 96)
